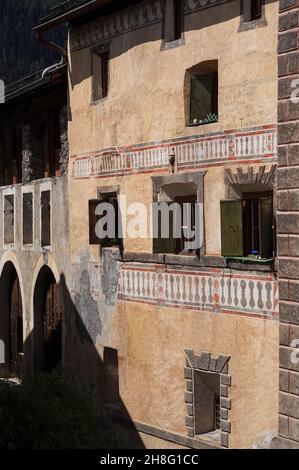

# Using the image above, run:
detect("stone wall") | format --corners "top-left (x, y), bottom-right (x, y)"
top-left (277, 0), bottom-right (299, 448)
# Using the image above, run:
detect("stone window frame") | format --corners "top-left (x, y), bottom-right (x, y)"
top-left (3, 186), bottom-right (16, 250)
top-left (152, 171), bottom-right (206, 258)
top-left (21, 185), bottom-right (34, 251)
top-left (224, 164), bottom-right (276, 200)
top-left (238, 0), bottom-right (268, 32)
top-left (184, 349), bottom-right (231, 448)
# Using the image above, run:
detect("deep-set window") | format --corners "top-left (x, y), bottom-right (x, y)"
top-left (89, 192), bottom-right (120, 246)
top-left (242, 0), bottom-right (263, 23)
top-left (4, 194), bottom-right (14, 245)
top-left (164, 0), bottom-right (183, 42)
top-left (23, 193), bottom-right (33, 245)
top-left (154, 195), bottom-right (198, 255)
top-left (41, 190), bottom-right (51, 247)
top-left (186, 62), bottom-right (218, 126)
top-left (250, 0), bottom-right (262, 21)
top-left (92, 47), bottom-right (109, 101)
top-left (220, 191), bottom-right (274, 259)
top-left (194, 371), bottom-right (220, 435)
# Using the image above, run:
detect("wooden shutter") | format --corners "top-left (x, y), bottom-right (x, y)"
top-left (89, 199), bottom-right (100, 245)
top-left (259, 197), bottom-right (274, 259)
top-left (220, 200), bottom-right (243, 257)
top-left (153, 204), bottom-right (177, 254)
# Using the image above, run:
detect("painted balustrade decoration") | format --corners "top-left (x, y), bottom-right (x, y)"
top-left (73, 127), bottom-right (277, 178)
top-left (119, 265), bottom-right (279, 318)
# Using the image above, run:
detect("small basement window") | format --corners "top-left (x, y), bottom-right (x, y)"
top-left (221, 191), bottom-right (274, 259)
top-left (91, 47), bottom-right (109, 101)
top-left (186, 61), bottom-right (218, 126)
top-left (164, 0), bottom-right (183, 43)
top-left (194, 371), bottom-right (221, 436)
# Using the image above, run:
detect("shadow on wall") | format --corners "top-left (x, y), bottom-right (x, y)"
top-left (0, 262), bottom-right (144, 449)
top-left (69, 0), bottom-right (277, 89)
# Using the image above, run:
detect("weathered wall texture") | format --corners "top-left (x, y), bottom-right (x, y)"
top-left (64, 0), bottom-right (280, 449)
top-left (115, 300), bottom-right (278, 449)
top-left (277, 0), bottom-right (299, 448)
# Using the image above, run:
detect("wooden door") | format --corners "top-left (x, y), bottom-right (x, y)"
top-left (10, 274), bottom-right (23, 379)
top-left (44, 279), bottom-right (62, 371)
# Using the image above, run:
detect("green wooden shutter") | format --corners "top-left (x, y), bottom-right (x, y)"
top-left (220, 200), bottom-right (243, 257)
top-left (259, 197), bottom-right (274, 259)
top-left (153, 204), bottom-right (177, 254)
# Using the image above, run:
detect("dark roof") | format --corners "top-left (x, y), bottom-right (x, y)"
top-left (2, 63), bottom-right (67, 104)
top-left (34, 0), bottom-right (115, 32)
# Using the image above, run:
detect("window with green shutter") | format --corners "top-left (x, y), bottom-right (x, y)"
top-left (221, 192), bottom-right (274, 259)
top-left (220, 200), bottom-right (244, 257)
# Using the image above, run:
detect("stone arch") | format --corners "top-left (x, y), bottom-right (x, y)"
top-left (31, 256), bottom-right (64, 372)
top-left (0, 256), bottom-right (25, 380)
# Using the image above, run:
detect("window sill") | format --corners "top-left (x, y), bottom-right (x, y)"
top-left (161, 37), bottom-right (185, 51)
top-left (117, 252), bottom-right (277, 272)
top-left (187, 121), bottom-right (218, 128)
top-left (90, 96), bottom-right (109, 106)
top-left (195, 430), bottom-right (221, 447)
top-left (224, 256), bottom-right (275, 272)
top-left (238, 17), bottom-right (268, 32)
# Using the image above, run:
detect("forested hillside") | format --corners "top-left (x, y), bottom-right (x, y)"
top-left (0, 0), bottom-right (66, 85)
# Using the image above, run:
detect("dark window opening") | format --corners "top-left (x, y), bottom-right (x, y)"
top-left (23, 193), bottom-right (33, 245)
top-left (4, 194), bottom-right (14, 245)
top-left (175, 195), bottom-right (197, 254)
top-left (89, 192), bottom-right (120, 247)
top-left (186, 62), bottom-right (218, 126)
top-left (221, 191), bottom-right (274, 259)
top-left (190, 73), bottom-right (218, 126)
top-left (41, 190), bottom-right (51, 247)
top-left (154, 194), bottom-right (198, 255)
top-left (92, 48), bottom-right (109, 101)
top-left (250, 0), bottom-right (262, 21)
top-left (194, 371), bottom-right (221, 435)
top-left (165, 0), bottom-right (183, 42)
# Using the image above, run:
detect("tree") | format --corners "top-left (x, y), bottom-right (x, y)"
top-left (0, 0), bottom-right (66, 85)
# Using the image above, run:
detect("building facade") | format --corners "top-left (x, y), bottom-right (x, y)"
top-left (2, 0), bottom-right (299, 449)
